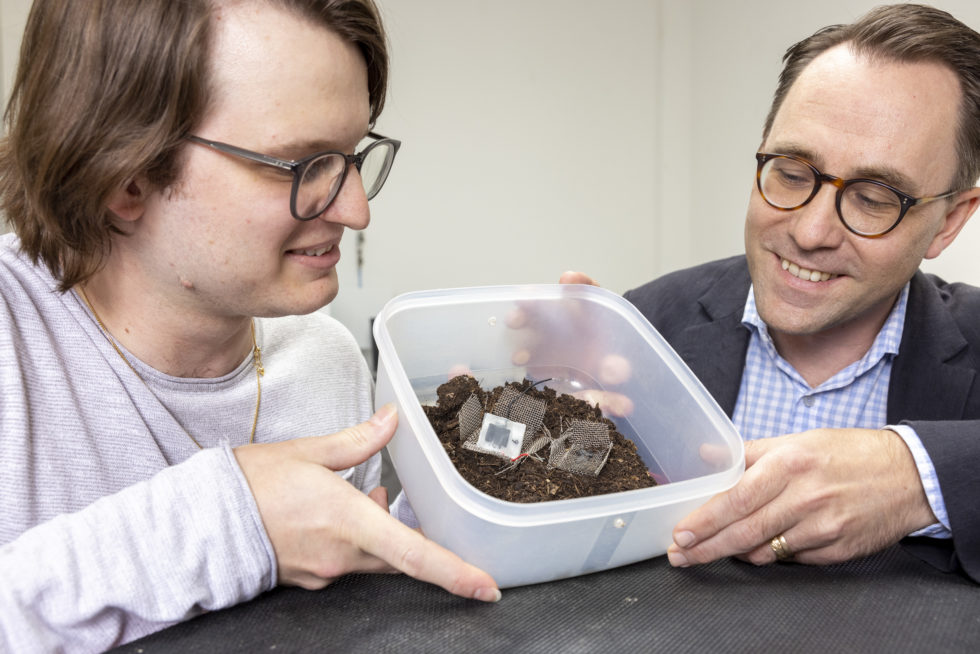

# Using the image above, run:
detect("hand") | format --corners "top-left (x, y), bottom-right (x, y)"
top-left (666, 428), bottom-right (936, 567)
top-left (234, 404), bottom-right (500, 601)
top-left (473, 268), bottom-right (633, 416)
top-left (449, 269), bottom-right (629, 415)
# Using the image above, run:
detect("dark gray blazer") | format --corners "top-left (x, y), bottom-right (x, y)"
top-left (624, 255), bottom-right (980, 581)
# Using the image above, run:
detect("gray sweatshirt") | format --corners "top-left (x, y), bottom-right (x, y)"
top-left (0, 233), bottom-right (379, 651)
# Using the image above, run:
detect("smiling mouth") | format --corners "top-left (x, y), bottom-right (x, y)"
top-left (781, 257), bottom-right (837, 282)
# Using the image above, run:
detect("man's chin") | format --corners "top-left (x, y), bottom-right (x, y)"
top-left (260, 286), bottom-right (339, 318)
top-left (754, 295), bottom-right (830, 337)
top-left (300, 290), bottom-right (339, 316)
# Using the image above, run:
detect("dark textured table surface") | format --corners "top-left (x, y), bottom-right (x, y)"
top-left (117, 545), bottom-right (979, 653)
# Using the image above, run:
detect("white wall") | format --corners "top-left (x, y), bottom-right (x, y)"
top-left (336, 0), bottom-right (980, 351)
top-left (332, 0), bottom-right (662, 349)
top-left (1, 0), bottom-right (29, 110)
top-left (2, 1), bottom-right (978, 351)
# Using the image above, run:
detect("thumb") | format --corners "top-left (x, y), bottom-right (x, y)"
top-left (292, 403), bottom-right (399, 471)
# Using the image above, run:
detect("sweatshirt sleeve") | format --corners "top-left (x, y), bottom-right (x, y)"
top-left (0, 445), bottom-right (276, 652)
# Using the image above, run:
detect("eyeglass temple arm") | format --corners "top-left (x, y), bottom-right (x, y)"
top-left (185, 135), bottom-right (294, 172)
top-left (913, 188), bottom-right (964, 207)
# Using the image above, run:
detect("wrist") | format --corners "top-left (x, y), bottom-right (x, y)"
top-left (880, 427), bottom-right (941, 534)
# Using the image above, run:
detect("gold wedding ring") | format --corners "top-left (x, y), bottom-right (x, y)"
top-left (770, 534), bottom-right (793, 561)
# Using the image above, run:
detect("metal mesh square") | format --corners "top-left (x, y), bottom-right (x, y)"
top-left (458, 385), bottom-right (548, 460)
top-left (490, 387), bottom-right (546, 446)
top-left (548, 420), bottom-right (613, 476)
top-left (457, 394), bottom-right (484, 442)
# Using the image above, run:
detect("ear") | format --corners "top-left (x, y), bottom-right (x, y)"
top-left (924, 187), bottom-right (980, 260)
top-left (105, 177), bottom-right (148, 223)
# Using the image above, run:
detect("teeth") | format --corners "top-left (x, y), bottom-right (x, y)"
top-left (301, 246), bottom-right (330, 257)
top-left (781, 258), bottom-right (835, 282)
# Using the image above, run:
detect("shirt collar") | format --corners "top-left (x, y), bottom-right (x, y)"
top-left (741, 282), bottom-right (908, 360)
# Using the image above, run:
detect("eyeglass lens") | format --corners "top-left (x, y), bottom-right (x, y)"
top-left (359, 142), bottom-right (396, 200)
top-left (294, 140), bottom-right (397, 219)
top-left (759, 156), bottom-right (903, 236)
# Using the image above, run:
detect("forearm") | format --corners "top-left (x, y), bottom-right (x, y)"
top-left (0, 446), bottom-right (276, 651)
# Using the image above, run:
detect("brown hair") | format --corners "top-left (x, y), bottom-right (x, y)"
top-left (0, 0), bottom-right (389, 292)
top-left (762, 3), bottom-right (980, 192)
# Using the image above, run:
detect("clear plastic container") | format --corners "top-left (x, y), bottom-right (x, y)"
top-left (374, 284), bottom-right (744, 588)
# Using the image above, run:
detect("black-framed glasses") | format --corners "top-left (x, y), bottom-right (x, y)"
top-left (186, 132), bottom-right (401, 221)
top-left (755, 152), bottom-right (962, 237)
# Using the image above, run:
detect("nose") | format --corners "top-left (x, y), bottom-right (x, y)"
top-left (787, 182), bottom-right (846, 250)
top-left (318, 167), bottom-right (371, 230)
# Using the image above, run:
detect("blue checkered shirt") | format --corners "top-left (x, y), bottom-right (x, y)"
top-left (733, 283), bottom-right (949, 537)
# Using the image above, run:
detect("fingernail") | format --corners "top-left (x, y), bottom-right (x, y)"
top-left (667, 549), bottom-right (690, 568)
top-left (674, 530), bottom-right (696, 548)
top-left (474, 587), bottom-right (502, 603)
top-left (371, 403), bottom-right (397, 426)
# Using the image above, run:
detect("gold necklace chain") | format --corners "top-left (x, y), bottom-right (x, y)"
top-left (77, 287), bottom-right (263, 449)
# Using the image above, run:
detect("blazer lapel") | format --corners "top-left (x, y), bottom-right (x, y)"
top-left (670, 259), bottom-right (751, 417)
top-left (888, 271), bottom-right (975, 422)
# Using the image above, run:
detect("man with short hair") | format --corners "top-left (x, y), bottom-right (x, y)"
top-left (588, 3), bottom-right (980, 580)
top-left (0, 0), bottom-right (498, 649)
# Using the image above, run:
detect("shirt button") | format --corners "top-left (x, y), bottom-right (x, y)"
top-left (803, 396), bottom-right (815, 407)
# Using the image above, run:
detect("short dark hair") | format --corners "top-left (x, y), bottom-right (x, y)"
top-left (762, 3), bottom-right (980, 191)
top-left (0, 0), bottom-right (388, 292)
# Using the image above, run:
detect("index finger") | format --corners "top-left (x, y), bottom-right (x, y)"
top-left (671, 453), bottom-right (788, 551)
top-left (357, 506), bottom-right (501, 602)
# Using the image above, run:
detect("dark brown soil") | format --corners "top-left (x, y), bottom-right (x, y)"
top-left (423, 375), bottom-right (656, 503)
